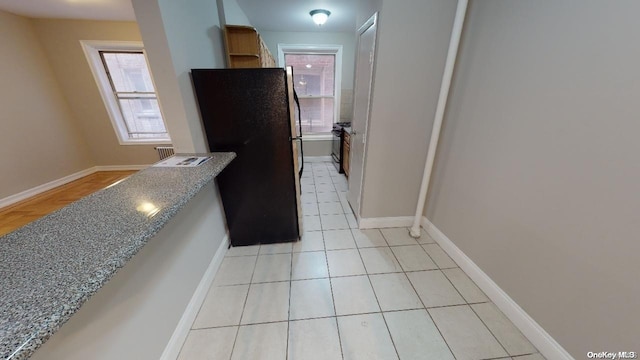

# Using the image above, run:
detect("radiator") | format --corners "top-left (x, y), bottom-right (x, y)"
top-left (155, 146), bottom-right (175, 160)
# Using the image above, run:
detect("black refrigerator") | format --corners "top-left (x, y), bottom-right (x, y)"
top-left (191, 68), bottom-right (303, 246)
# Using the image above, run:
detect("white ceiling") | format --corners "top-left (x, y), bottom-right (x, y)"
top-left (0, 0), bottom-right (135, 21)
top-left (0, 0), bottom-right (358, 32)
top-left (236, 0), bottom-right (357, 32)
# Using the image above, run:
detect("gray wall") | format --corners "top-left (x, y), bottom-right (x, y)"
top-left (359, 0), bottom-right (457, 218)
top-left (132, 0), bottom-right (226, 153)
top-left (426, 0), bottom-right (640, 356)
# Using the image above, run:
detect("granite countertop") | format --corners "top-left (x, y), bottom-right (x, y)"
top-left (0, 152), bottom-right (235, 360)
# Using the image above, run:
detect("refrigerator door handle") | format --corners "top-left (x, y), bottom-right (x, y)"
top-left (292, 89), bottom-right (304, 177)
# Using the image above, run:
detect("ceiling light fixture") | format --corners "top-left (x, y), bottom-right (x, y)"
top-left (310, 9), bottom-right (331, 26)
top-left (306, 64), bottom-right (312, 68)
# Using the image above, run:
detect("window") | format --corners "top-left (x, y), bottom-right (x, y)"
top-left (278, 45), bottom-right (342, 136)
top-left (81, 41), bottom-right (170, 144)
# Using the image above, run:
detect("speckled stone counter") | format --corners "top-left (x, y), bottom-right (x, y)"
top-left (0, 152), bottom-right (235, 360)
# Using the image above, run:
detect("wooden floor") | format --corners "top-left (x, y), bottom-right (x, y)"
top-left (0, 171), bottom-right (137, 237)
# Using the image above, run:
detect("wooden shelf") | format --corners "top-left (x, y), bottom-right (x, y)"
top-left (223, 25), bottom-right (275, 68)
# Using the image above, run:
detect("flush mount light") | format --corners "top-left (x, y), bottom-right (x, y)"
top-left (310, 9), bottom-right (331, 26)
top-left (305, 64), bottom-right (312, 68)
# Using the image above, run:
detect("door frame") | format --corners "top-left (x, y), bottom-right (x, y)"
top-left (349, 12), bottom-right (379, 220)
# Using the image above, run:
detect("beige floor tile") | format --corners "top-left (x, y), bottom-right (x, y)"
top-left (178, 327), bottom-right (237, 360)
top-left (321, 213), bottom-right (350, 230)
top-left (290, 278), bottom-right (335, 320)
top-left (192, 284), bottom-right (249, 328)
top-left (337, 313), bottom-right (398, 360)
top-left (293, 231), bottom-right (324, 252)
top-left (415, 228), bottom-right (437, 244)
top-left (380, 227), bottom-right (419, 246)
top-left (240, 282), bottom-right (290, 324)
top-left (231, 322), bottom-right (288, 360)
top-left (512, 354), bottom-right (546, 360)
top-left (429, 305), bottom-right (509, 360)
top-left (351, 228), bottom-right (388, 248)
top-left (288, 318), bottom-right (342, 360)
top-left (292, 251), bottom-right (328, 280)
top-left (359, 247), bottom-right (403, 274)
top-left (226, 245), bottom-right (260, 257)
top-left (304, 215), bottom-right (322, 231)
top-left (471, 302), bottom-right (537, 356)
top-left (369, 273), bottom-right (423, 311)
top-left (422, 243), bottom-right (457, 268)
top-left (443, 267), bottom-right (489, 303)
top-left (259, 242), bottom-right (293, 255)
top-left (406, 270), bottom-right (466, 308)
top-left (251, 253), bottom-right (291, 283)
top-left (213, 256), bottom-right (256, 286)
top-left (326, 249), bottom-right (366, 277)
top-left (323, 229), bottom-right (357, 250)
top-left (384, 309), bottom-right (454, 360)
top-left (391, 245), bottom-right (438, 271)
top-left (318, 201), bottom-right (344, 214)
top-left (331, 275), bottom-right (380, 316)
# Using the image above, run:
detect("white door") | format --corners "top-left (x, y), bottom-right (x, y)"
top-left (347, 13), bottom-right (378, 220)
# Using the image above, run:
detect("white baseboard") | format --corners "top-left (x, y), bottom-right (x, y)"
top-left (304, 156), bottom-right (333, 163)
top-left (160, 234), bottom-right (230, 360)
top-left (421, 217), bottom-right (573, 360)
top-left (94, 165), bottom-right (149, 171)
top-left (358, 216), bottom-right (414, 229)
top-left (0, 168), bottom-right (95, 209)
top-left (0, 165), bottom-right (151, 209)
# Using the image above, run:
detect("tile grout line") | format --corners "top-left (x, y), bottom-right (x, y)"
top-left (192, 303), bottom-right (510, 331)
top-left (314, 166), bottom-right (346, 359)
top-left (227, 251), bottom-right (260, 359)
top-left (468, 301), bottom-right (522, 359)
top-left (321, 230), bottom-right (346, 360)
top-left (436, 255), bottom-right (516, 358)
top-left (381, 228), bottom-right (460, 360)
top-left (353, 235), bottom-right (402, 360)
top-left (285, 242), bottom-right (294, 360)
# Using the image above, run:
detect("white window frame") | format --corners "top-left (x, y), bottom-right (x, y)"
top-left (277, 44), bottom-right (343, 140)
top-left (80, 40), bottom-right (171, 145)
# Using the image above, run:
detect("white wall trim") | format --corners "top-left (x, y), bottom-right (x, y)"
top-left (421, 217), bottom-right (574, 360)
top-left (0, 165), bottom-right (151, 209)
top-left (358, 216), bottom-right (413, 229)
top-left (0, 168), bottom-right (95, 209)
top-left (304, 156), bottom-right (333, 163)
top-left (160, 234), bottom-right (230, 360)
top-left (94, 165), bottom-right (150, 171)
top-left (79, 40), bottom-right (172, 145)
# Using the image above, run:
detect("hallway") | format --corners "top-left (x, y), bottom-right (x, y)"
top-left (177, 161), bottom-right (544, 360)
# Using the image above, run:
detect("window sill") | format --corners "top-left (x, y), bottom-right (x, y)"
top-left (302, 134), bottom-right (333, 141)
top-left (118, 139), bottom-right (172, 146)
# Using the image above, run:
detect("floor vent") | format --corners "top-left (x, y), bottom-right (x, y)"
top-left (155, 146), bottom-right (175, 160)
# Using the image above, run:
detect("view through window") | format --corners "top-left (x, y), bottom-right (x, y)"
top-left (285, 54), bottom-right (336, 134)
top-left (99, 51), bottom-right (169, 141)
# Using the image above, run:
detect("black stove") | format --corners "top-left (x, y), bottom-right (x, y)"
top-left (332, 122), bottom-right (351, 173)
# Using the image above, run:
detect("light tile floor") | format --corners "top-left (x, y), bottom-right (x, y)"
top-left (177, 161), bottom-right (545, 360)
